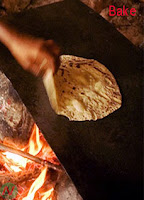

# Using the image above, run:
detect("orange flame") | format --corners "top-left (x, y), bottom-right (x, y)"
top-left (23, 166), bottom-right (48, 200)
top-left (2, 152), bottom-right (27, 171)
top-left (1, 124), bottom-right (56, 200)
top-left (27, 124), bottom-right (43, 156)
top-left (41, 188), bottom-right (54, 200)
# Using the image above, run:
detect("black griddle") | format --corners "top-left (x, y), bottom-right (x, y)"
top-left (0, 0), bottom-right (143, 199)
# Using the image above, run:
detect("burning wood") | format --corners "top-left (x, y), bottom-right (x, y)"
top-left (0, 143), bottom-right (63, 172)
top-left (0, 72), bottom-right (82, 200)
top-left (0, 124), bottom-right (61, 199)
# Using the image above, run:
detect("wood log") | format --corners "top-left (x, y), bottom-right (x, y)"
top-left (0, 143), bottom-right (63, 172)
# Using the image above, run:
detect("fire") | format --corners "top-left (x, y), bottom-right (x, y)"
top-left (23, 166), bottom-right (47, 200)
top-left (27, 124), bottom-right (43, 156)
top-left (41, 188), bottom-right (54, 200)
top-left (0, 124), bottom-right (58, 200)
top-left (2, 152), bottom-right (27, 170)
top-left (10, 165), bottom-right (21, 172)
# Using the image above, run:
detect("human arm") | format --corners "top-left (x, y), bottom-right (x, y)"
top-left (0, 20), bottom-right (60, 76)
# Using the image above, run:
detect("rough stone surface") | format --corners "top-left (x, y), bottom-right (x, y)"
top-left (0, 0), bottom-right (62, 13)
top-left (81, 0), bottom-right (143, 47)
top-left (100, 1), bottom-right (143, 47)
top-left (81, 0), bottom-right (112, 12)
top-left (1, 0), bottom-right (31, 13)
top-left (55, 173), bottom-right (83, 200)
top-left (0, 71), bottom-right (34, 146)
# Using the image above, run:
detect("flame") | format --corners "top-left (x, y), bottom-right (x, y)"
top-left (3, 152), bottom-right (27, 168)
top-left (2, 125), bottom-right (43, 172)
top-left (10, 165), bottom-right (22, 172)
top-left (23, 166), bottom-right (48, 200)
top-left (27, 124), bottom-right (43, 156)
top-left (1, 124), bottom-right (56, 199)
top-left (41, 188), bottom-right (54, 200)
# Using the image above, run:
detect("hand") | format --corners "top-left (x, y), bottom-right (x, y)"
top-left (10, 35), bottom-right (60, 76)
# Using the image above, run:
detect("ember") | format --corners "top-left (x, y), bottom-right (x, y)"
top-left (0, 124), bottom-right (60, 200)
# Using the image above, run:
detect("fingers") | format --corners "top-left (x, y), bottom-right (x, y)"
top-left (26, 62), bottom-right (40, 76)
top-left (36, 40), bottom-right (61, 75)
top-left (31, 63), bottom-right (41, 76)
top-left (31, 52), bottom-right (58, 77)
top-left (45, 40), bottom-right (61, 56)
top-left (21, 39), bottom-right (61, 77)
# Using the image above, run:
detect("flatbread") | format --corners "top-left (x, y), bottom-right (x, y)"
top-left (51, 55), bottom-right (122, 121)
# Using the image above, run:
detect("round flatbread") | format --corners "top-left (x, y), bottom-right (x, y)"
top-left (52, 55), bottom-right (122, 121)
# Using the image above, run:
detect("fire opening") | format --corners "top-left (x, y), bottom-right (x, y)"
top-left (0, 124), bottom-right (60, 200)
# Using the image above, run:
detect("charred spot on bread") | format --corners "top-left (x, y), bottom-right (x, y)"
top-left (53, 55), bottom-right (122, 121)
top-left (76, 64), bottom-right (80, 68)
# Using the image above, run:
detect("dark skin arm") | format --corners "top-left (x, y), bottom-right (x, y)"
top-left (0, 20), bottom-right (60, 76)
